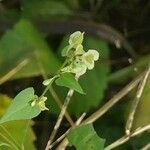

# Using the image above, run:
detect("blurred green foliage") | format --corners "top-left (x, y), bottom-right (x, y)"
top-left (0, 94), bottom-right (36, 150)
top-left (0, 0), bottom-right (149, 149)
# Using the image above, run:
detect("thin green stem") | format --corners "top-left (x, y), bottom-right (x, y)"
top-left (41, 79), bottom-right (55, 97)
top-left (41, 58), bottom-right (68, 97)
top-left (34, 51), bottom-right (74, 126)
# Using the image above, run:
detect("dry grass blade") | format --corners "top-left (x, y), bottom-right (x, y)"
top-left (83, 70), bottom-right (145, 124)
top-left (125, 66), bottom-right (150, 135)
top-left (50, 113), bottom-right (86, 150)
top-left (55, 69), bottom-right (147, 150)
top-left (141, 143), bottom-right (150, 150)
top-left (104, 124), bottom-right (150, 150)
top-left (0, 59), bottom-right (29, 85)
top-left (45, 89), bottom-right (74, 150)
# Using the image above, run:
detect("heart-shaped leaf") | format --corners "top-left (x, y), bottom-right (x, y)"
top-left (0, 88), bottom-right (41, 124)
top-left (67, 124), bottom-right (105, 150)
top-left (0, 94), bottom-right (36, 149)
top-left (55, 73), bottom-right (85, 94)
top-left (0, 121), bottom-right (36, 150)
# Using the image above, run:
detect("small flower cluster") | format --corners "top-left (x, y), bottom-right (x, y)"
top-left (40, 31), bottom-right (99, 111)
top-left (61, 31), bottom-right (99, 77)
top-left (31, 95), bottom-right (49, 111)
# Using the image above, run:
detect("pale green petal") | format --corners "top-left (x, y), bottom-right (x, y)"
top-left (38, 101), bottom-right (49, 111)
top-left (40, 96), bottom-right (47, 102)
top-left (88, 49), bottom-right (99, 60)
top-left (69, 31), bottom-right (84, 48)
top-left (75, 44), bottom-right (85, 55)
top-left (31, 101), bottom-right (36, 107)
top-left (82, 49), bottom-right (99, 70)
top-left (42, 78), bottom-right (52, 86)
top-left (87, 62), bottom-right (94, 70)
top-left (72, 64), bottom-right (87, 76)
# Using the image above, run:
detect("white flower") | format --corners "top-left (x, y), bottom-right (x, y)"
top-left (61, 57), bottom-right (87, 77)
top-left (82, 49), bottom-right (99, 70)
top-left (60, 47), bottom-right (99, 77)
top-left (71, 59), bottom-right (87, 76)
top-left (69, 31), bottom-right (84, 48)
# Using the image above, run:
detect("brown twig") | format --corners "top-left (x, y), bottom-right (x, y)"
top-left (141, 143), bottom-right (150, 150)
top-left (104, 124), bottom-right (150, 150)
top-left (50, 113), bottom-right (86, 150)
top-left (45, 89), bottom-right (75, 150)
top-left (83, 70), bottom-right (145, 124)
top-left (0, 59), bottom-right (29, 85)
top-left (55, 69), bottom-right (145, 149)
top-left (125, 67), bottom-right (150, 135)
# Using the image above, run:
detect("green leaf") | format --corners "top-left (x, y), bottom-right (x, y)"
top-left (0, 19), bottom-right (60, 79)
top-left (0, 95), bottom-right (36, 150)
top-left (67, 124), bottom-right (105, 150)
top-left (0, 121), bottom-right (36, 150)
top-left (55, 73), bottom-right (85, 94)
top-left (0, 94), bottom-right (11, 117)
top-left (0, 88), bottom-right (41, 124)
top-left (0, 9), bottom-right (20, 21)
top-left (50, 35), bottom-right (110, 116)
top-left (21, 0), bottom-right (72, 20)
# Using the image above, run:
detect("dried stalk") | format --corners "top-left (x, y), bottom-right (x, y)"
top-left (104, 124), bottom-right (150, 150)
top-left (83, 71), bottom-right (144, 124)
top-left (0, 59), bottom-right (29, 85)
top-left (56, 70), bottom-right (145, 149)
top-left (125, 67), bottom-right (150, 135)
top-left (141, 143), bottom-right (150, 150)
top-left (45, 89), bottom-right (74, 150)
top-left (50, 113), bottom-right (86, 150)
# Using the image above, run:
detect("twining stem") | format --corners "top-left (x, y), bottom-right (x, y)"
top-left (104, 124), bottom-right (150, 150)
top-left (45, 89), bottom-right (74, 150)
top-left (125, 67), bottom-right (150, 135)
top-left (0, 59), bottom-right (29, 85)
